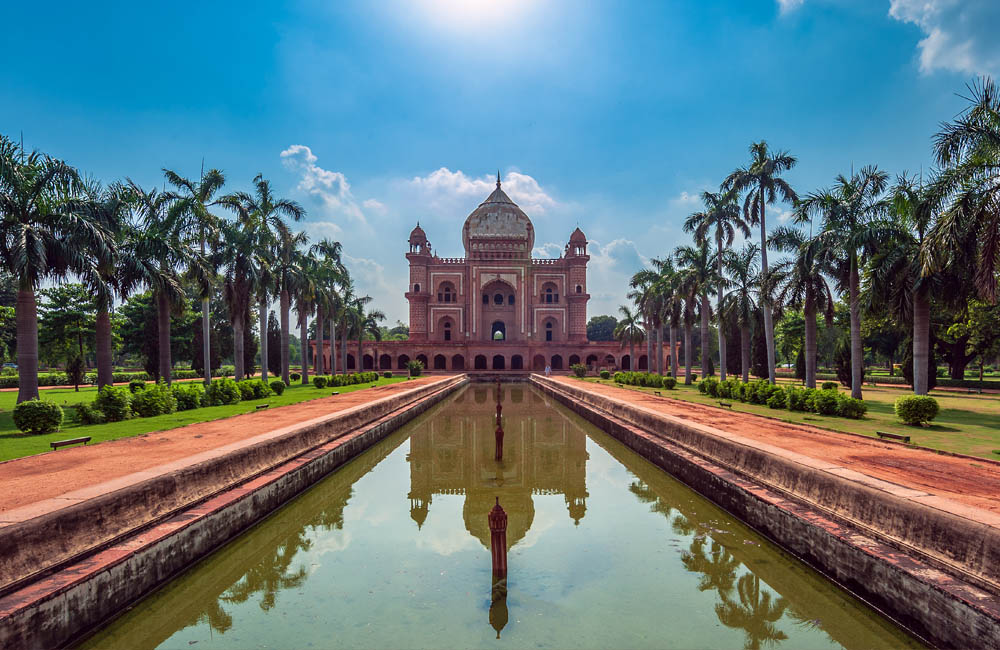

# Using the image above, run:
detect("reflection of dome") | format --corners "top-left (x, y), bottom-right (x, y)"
top-left (462, 175), bottom-right (534, 257)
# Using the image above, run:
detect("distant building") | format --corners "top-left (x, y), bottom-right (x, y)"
top-left (314, 175), bottom-right (667, 372)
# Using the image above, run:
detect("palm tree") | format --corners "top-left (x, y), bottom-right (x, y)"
top-left (767, 228), bottom-right (835, 388)
top-left (354, 300), bottom-right (385, 371)
top-left (676, 243), bottom-right (715, 380)
top-left (796, 166), bottom-right (890, 399)
top-left (275, 229), bottom-right (309, 384)
top-left (684, 190), bottom-right (749, 381)
top-left (218, 217), bottom-right (260, 381)
top-left (0, 137), bottom-right (111, 402)
top-left (164, 167), bottom-right (226, 385)
top-left (724, 142), bottom-right (798, 384)
top-left (721, 243), bottom-right (760, 382)
top-left (309, 239), bottom-right (346, 374)
top-left (926, 78), bottom-right (1000, 303)
top-left (293, 253), bottom-right (317, 385)
top-left (614, 305), bottom-right (644, 369)
top-left (629, 269), bottom-right (659, 372)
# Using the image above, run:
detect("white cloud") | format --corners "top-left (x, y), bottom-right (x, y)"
top-left (888, 0), bottom-right (1000, 76)
top-left (408, 167), bottom-right (558, 215)
top-left (280, 144), bottom-right (374, 229)
top-left (777, 0), bottom-right (804, 14)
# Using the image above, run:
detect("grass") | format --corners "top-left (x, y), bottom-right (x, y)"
top-left (0, 376), bottom-right (410, 462)
top-left (581, 377), bottom-right (1000, 461)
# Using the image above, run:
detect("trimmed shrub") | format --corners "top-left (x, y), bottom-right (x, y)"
top-left (838, 396), bottom-right (867, 419)
top-left (95, 385), bottom-right (133, 422)
top-left (662, 376), bottom-right (677, 390)
top-left (75, 401), bottom-right (105, 425)
top-left (237, 380), bottom-right (255, 401)
top-left (13, 399), bottom-right (63, 434)
top-left (821, 381), bottom-right (838, 391)
top-left (269, 379), bottom-right (285, 395)
top-left (599, 370), bottom-right (610, 380)
top-left (383, 371), bottom-right (393, 378)
top-left (132, 381), bottom-right (177, 418)
top-left (129, 379), bottom-right (147, 393)
top-left (290, 372), bottom-right (301, 382)
top-left (894, 395), bottom-right (939, 426)
top-left (407, 360), bottom-right (424, 377)
top-left (205, 378), bottom-right (241, 406)
top-left (172, 383), bottom-right (204, 411)
top-left (785, 386), bottom-right (809, 412)
top-left (766, 391), bottom-right (787, 409)
top-left (703, 377), bottom-right (720, 397)
top-left (313, 376), bottom-right (328, 389)
top-left (810, 389), bottom-right (840, 416)
top-left (570, 363), bottom-right (587, 378)
top-left (330, 375), bottom-right (344, 387)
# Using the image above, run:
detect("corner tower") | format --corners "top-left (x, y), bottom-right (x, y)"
top-left (565, 227), bottom-right (590, 342)
top-left (406, 223), bottom-right (431, 341)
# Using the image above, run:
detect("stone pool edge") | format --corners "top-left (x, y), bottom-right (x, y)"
top-left (0, 375), bottom-right (468, 650)
top-left (532, 375), bottom-right (1000, 650)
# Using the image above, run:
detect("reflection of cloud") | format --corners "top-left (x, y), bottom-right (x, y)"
top-left (311, 531), bottom-right (353, 556)
top-left (889, 0), bottom-right (1000, 76)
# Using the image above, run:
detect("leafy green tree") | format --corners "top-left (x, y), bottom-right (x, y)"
top-left (586, 315), bottom-right (618, 342)
top-left (613, 305), bottom-right (644, 368)
top-left (724, 141), bottom-right (799, 384)
top-left (37, 284), bottom-right (96, 387)
top-left (721, 243), bottom-right (759, 382)
top-left (676, 243), bottom-right (716, 380)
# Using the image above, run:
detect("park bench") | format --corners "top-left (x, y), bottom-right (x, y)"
top-left (255, 404), bottom-right (269, 410)
top-left (50, 436), bottom-right (91, 450)
top-left (876, 431), bottom-right (911, 443)
top-left (654, 391), bottom-right (661, 396)
top-left (718, 401), bottom-right (733, 409)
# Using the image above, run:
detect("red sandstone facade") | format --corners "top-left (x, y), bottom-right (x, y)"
top-left (315, 176), bottom-right (667, 372)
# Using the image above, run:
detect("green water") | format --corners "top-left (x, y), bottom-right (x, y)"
top-left (82, 384), bottom-right (921, 649)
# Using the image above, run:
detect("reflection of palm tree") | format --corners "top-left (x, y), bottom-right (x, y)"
top-left (221, 529), bottom-right (312, 612)
top-left (715, 573), bottom-right (789, 650)
top-left (201, 600), bottom-right (234, 634)
top-left (671, 513), bottom-right (696, 536)
top-left (681, 538), bottom-right (740, 599)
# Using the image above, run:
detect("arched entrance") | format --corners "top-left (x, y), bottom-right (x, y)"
top-left (511, 355), bottom-right (523, 370)
top-left (347, 354), bottom-right (356, 370)
top-left (586, 354), bottom-right (598, 369)
top-left (397, 354), bottom-right (410, 370)
top-left (492, 355), bottom-right (505, 370)
top-left (491, 321), bottom-right (506, 341)
top-left (452, 354), bottom-right (465, 370)
top-left (622, 354), bottom-right (631, 370)
top-left (416, 354), bottom-right (428, 369)
top-left (604, 354), bottom-right (615, 369)
top-left (569, 354), bottom-right (580, 366)
top-left (532, 354), bottom-right (545, 371)
top-left (474, 354), bottom-right (487, 370)
top-left (638, 355), bottom-right (648, 370)
top-left (379, 354), bottom-right (391, 370)
top-left (363, 354), bottom-right (374, 370)
top-left (434, 354), bottom-right (446, 370)
top-left (551, 355), bottom-right (563, 370)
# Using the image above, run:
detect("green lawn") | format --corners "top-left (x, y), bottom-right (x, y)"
top-left (581, 377), bottom-right (1000, 461)
top-left (0, 376), bottom-right (410, 462)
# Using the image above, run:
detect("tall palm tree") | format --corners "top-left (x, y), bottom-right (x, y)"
top-left (684, 190), bottom-right (749, 381)
top-left (721, 243), bottom-right (760, 382)
top-left (926, 78), bottom-right (1000, 303)
top-left (293, 252), bottom-right (317, 385)
top-left (354, 300), bottom-right (385, 371)
top-left (0, 137), bottom-right (111, 402)
top-left (275, 229), bottom-right (309, 384)
top-left (629, 269), bottom-right (659, 372)
top-left (796, 165), bottom-right (890, 399)
top-left (218, 217), bottom-right (260, 381)
top-left (676, 243), bottom-right (715, 380)
top-left (767, 228), bottom-right (835, 388)
top-left (724, 142), bottom-right (798, 384)
top-left (309, 239), bottom-right (345, 374)
top-left (164, 167), bottom-right (226, 385)
top-left (614, 304), bottom-right (644, 369)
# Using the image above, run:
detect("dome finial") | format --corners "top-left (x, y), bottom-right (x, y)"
top-left (496, 170), bottom-right (501, 188)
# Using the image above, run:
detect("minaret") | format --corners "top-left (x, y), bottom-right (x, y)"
top-left (406, 223), bottom-right (431, 341)
top-left (566, 227), bottom-right (590, 342)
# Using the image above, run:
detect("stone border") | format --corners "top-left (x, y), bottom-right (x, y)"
top-left (533, 375), bottom-right (1000, 650)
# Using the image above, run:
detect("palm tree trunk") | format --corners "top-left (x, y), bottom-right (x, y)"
top-left (700, 293), bottom-right (710, 378)
top-left (804, 289), bottom-right (817, 389)
top-left (849, 256), bottom-right (863, 400)
top-left (913, 290), bottom-right (930, 395)
top-left (156, 290), bottom-right (172, 385)
top-left (299, 313), bottom-right (309, 385)
top-left (717, 233), bottom-right (727, 381)
top-left (96, 307), bottom-right (113, 389)
top-left (233, 316), bottom-right (245, 381)
top-left (341, 325), bottom-right (348, 376)
top-left (684, 319), bottom-right (693, 384)
top-left (15, 289), bottom-right (40, 403)
top-left (314, 306), bottom-right (324, 376)
top-left (202, 297), bottom-right (211, 385)
top-left (357, 330), bottom-right (363, 373)
top-left (759, 196), bottom-right (776, 384)
top-left (259, 296), bottom-right (268, 380)
top-left (659, 325), bottom-right (666, 375)
top-left (629, 339), bottom-right (634, 370)
top-left (654, 324), bottom-right (661, 374)
top-left (280, 289), bottom-right (291, 385)
top-left (670, 325), bottom-right (678, 377)
top-left (740, 324), bottom-right (750, 382)
top-left (645, 317), bottom-right (653, 371)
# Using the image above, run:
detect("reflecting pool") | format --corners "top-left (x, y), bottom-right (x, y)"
top-left (82, 384), bottom-right (921, 649)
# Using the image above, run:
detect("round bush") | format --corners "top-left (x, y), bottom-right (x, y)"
top-left (785, 386), bottom-right (809, 412)
top-left (206, 377), bottom-right (241, 406)
top-left (270, 379), bottom-right (286, 395)
top-left (172, 383), bottom-right (204, 411)
top-left (407, 360), bottom-right (424, 377)
top-left (290, 372), bottom-right (301, 382)
top-left (894, 395), bottom-right (939, 426)
top-left (838, 396), bottom-right (867, 419)
top-left (662, 376), bottom-right (677, 390)
top-left (313, 376), bottom-right (328, 389)
top-left (570, 363), bottom-right (587, 378)
top-left (129, 379), bottom-right (147, 393)
top-left (132, 382), bottom-right (177, 417)
top-left (75, 401), bottom-right (105, 425)
top-left (766, 391), bottom-right (787, 409)
top-left (237, 380), bottom-right (255, 401)
top-left (95, 385), bottom-right (133, 422)
top-left (383, 371), bottom-right (393, 378)
top-left (13, 399), bottom-right (63, 434)
top-left (810, 389), bottom-right (840, 416)
top-left (600, 370), bottom-right (610, 380)
top-left (821, 381), bottom-right (838, 391)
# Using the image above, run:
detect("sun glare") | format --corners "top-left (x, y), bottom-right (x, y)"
top-left (413, 0), bottom-right (537, 32)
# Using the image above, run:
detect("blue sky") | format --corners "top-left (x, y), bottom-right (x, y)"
top-left (3, 0), bottom-right (997, 322)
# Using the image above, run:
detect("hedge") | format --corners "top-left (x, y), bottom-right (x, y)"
top-left (131, 381), bottom-right (177, 417)
top-left (699, 378), bottom-right (867, 420)
top-left (612, 372), bottom-right (677, 389)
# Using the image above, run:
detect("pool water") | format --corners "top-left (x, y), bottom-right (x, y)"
top-left (81, 384), bottom-right (921, 649)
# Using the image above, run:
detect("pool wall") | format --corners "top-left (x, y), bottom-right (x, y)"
top-left (533, 375), bottom-right (1000, 650)
top-left (0, 375), bottom-right (467, 649)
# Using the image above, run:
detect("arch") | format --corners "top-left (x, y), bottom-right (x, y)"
top-left (482, 294), bottom-right (489, 304)
top-left (541, 281), bottom-right (559, 304)
top-left (576, 284), bottom-right (582, 293)
top-left (347, 354), bottom-right (356, 370)
top-left (586, 354), bottom-right (598, 368)
top-left (638, 355), bottom-right (648, 370)
top-left (397, 354), bottom-right (410, 370)
top-left (604, 354), bottom-right (615, 368)
top-left (436, 316), bottom-right (455, 342)
top-left (542, 318), bottom-right (557, 342)
top-left (416, 354), bottom-right (428, 369)
top-left (437, 281), bottom-right (456, 303)
top-left (414, 283), bottom-right (420, 293)
top-left (621, 354), bottom-right (631, 371)
top-left (532, 354), bottom-right (546, 371)
top-left (379, 354), bottom-right (391, 370)
top-left (451, 354), bottom-right (465, 370)
top-left (443, 320), bottom-right (452, 341)
top-left (511, 354), bottom-right (523, 370)
top-left (491, 321), bottom-right (506, 341)
top-left (362, 354), bottom-right (374, 370)
top-left (507, 294), bottom-right (515, 306)
top-left (474, 354), bottom-right (487, 370)
top-left (433, 354), bottom-right (447, 370)
top-left (492, 355), bottom-right (506, 370)
top-left (550, 354), bottom-right (563, 370)
top-left (569, 354), bottom-right (580, 366)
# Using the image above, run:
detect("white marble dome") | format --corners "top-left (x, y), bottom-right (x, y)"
top-left (462, 177), bottom-right (534, 257)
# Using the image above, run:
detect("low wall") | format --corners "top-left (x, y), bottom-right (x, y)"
top-left (533, 376), bottom-right (1000, 650)
top-left (0, 376), bottom-right (463, 598)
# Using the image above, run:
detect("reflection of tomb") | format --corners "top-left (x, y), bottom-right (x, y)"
top-left (406, 386), bottom-right (589, 548)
